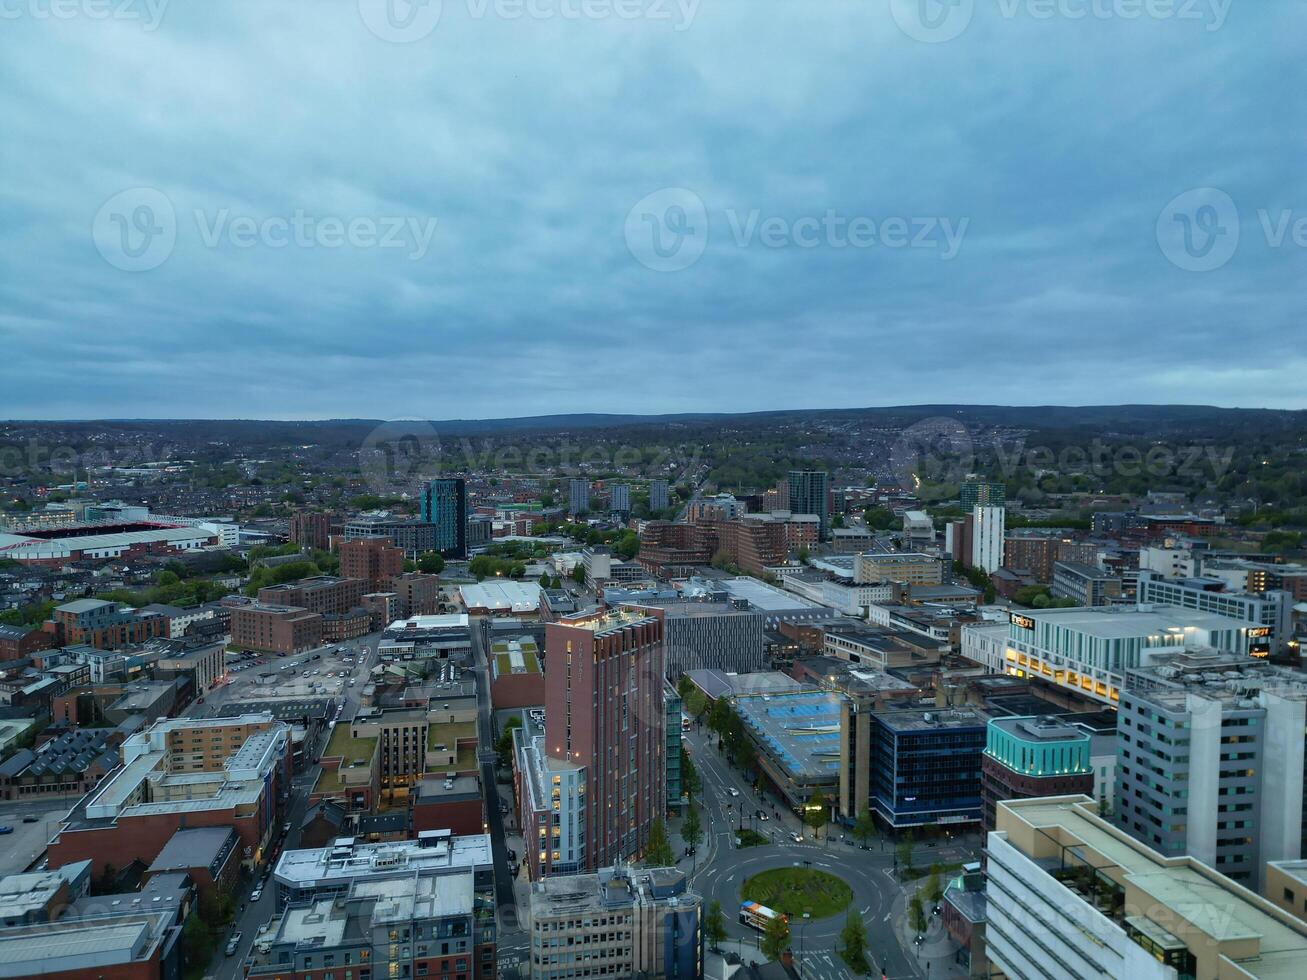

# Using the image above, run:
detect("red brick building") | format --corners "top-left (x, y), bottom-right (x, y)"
top-left (230, 602), bottom-right (322, 655)
top-left (289, 509), bottom-right (332, 550)
top-left (411, 774), bottom-right (484, 836)
top-left (0, 624), bottom-right (55, 661)
top-left (258, 575), bottom-right (366, 616)
top-left (339, 538), bottom-right (404, 593)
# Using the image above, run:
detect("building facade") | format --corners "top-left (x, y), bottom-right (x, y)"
top-left (786, 470), bottom-right (830, 539)
top-left (980, 716), bottom-right (1093, 830)
top-left (421, 478), bottom-right (468, 558)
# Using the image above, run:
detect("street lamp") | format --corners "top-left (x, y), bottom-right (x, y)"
top-left (796, 912), bottom-right (810, 978)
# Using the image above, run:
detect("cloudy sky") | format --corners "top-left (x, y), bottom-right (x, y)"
top-left (1, 0), bottom-right (1303, 419)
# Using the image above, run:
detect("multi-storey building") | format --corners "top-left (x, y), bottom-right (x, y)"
top-left (980, 715), bottom-right (1093, 830)
top-left (247, 871), bottom-right (495, 980)
top-left (567, 479), bottom-right (590, 516)
top-left (649, 479), bottom-right (670, 513)
top-left (289, 509), bottom-right (331, 549)
top-left (609, 483), bottom-right (631, 514)
top-left (47, 598), bottom-right (168, 650)
top-left (1115, 652), bottom-right (1307, 886)
top-left (843, 707), bottom-right (986, 828)
top-left (515, 727), bottom-right (587, 879)
top-left (1136, 569), bottom-right (1290, 655)
top-left (229, 601), bottom-right (323, 654)
top-left (853, 552), bottom-right (943, 587)
top-left (615, 600), bottom-right (764, 679)
top-left (48, 713), bottom-right (291, 878)
top-left (1000, 603), bottom-right (1259, 706)
top-left (959, 480), bottom-right (1005, 513)
top-left (421, 478), bottom-right (468, 558)
top-left (528, 866), bottom-right (702, 980)
top-left (636, 522), bottom-right (715, 578)
top-left (787, 469), bottom-right (830, 539)
top-left (258, 575), bottom-right (367, 616)
top-left (543, 608), bottom-right (665, 872)
top-left (1051, 559), bottom-right (1124, 606)
top-left (970, 505), bottom-right (1005, 574)
top-left (985, 795), bottom-right (1307, 980)
top-left (339, 537), bottom-right (405, 592)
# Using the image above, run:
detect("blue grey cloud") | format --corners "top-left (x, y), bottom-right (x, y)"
top-left (0, 0), bottom-right (1303, 418)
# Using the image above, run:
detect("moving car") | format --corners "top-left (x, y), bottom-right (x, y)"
top-left (225, 933), bottom-right (242, 956)
top-left (728, 788), bottom-right (740, 797)
top-left (22, 815), bottom-right (38, 823)
top-left (790, 832), bottom-right (804, 843)
top-left (0, 826), bottom-right (11, 835)
top-left (250, 887), bottom-right (263, 901)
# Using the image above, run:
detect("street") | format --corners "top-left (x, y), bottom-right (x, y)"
top-left (681, 724), bottom-right (977, 980)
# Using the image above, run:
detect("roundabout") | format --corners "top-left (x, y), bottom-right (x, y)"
top-left (741, 866), bottom-right (853, 919)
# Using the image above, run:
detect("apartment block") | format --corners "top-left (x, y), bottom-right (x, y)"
top-left (230, 601), bottom-right (323, 654)
top-left (544, 608), bottom-right (665, 872)
top-left (1052, 560), bottom-right (1124, 606)
top-left (258, 575), bottom-right (367, 616)
top-left (1115, 652), bottom-right (1307, 887)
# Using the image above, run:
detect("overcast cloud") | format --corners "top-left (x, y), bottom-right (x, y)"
top-left (1, 0), bottom-right (1303, 418)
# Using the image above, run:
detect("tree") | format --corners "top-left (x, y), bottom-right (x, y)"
top-left (570, 563), bottom-right (587, 585)
top-left (676, 673), bottom-right (694, 699)
top-left (927, 863), bottom-right (944, 904)
top-left (896, 831), bottom-right (914, 872)
top-left (181, 913), bottom-right (214, 968)
top-left (416, 552), bottom-right (445, 574)
top-left (804, 789), bottom-right (829, 840)
top-left (839, 910), bottom-right (870, 974)
top-left (705, 900), bottom-right (727, 951)
top-left (644, 819), bottom-right (675, 866)
top-left (682, 803), bottom-right (703, 853)
top-left (497, 717), bottom-right (523, 759)
top-left (761, 911), bottom-right (791, 961)
top-left (853, 807), bottom-right (876, 848)
top-left (909, 890), bottom-right (927, 934)
top-left (680, 748), bottom-right (701, 799)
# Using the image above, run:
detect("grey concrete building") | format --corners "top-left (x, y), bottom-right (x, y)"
top-left (1115, 650), bottom-right (1307, 887)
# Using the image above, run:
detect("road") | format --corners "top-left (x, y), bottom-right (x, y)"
top-left (471, 616), bottom-right (529, 976)
top-left (683, 725), bottom-right (976, 980)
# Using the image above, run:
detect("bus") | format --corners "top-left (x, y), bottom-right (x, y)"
top-left (739, 901), bottom-right (785, 932)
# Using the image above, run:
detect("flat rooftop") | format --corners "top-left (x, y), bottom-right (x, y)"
top-left (1016, 603), bottom-right (1258, 638)
top-left (734, 688), bottom-right (845, 779)
top-left (458, 581), bottom-right (541, 613)
top-left (875, 707), bottom-right (987, 733)
top-left (998, 797), bottom-right (1307, 978)
top-left (274, 834), bottom-right (494, 888)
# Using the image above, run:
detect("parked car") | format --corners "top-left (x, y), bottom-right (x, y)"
top-left (250, 887), bottom-right (263, 902)
top-left (225, 933), bottom-right (242, 956)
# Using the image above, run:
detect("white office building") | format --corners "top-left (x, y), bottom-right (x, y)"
top-left (970, 505), bottom-right (1005, 574)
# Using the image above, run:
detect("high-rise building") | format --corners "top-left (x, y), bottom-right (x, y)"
top-left (787, 470), bottom-right (830, 539)
top-left (528, 866), bottom-right (703, 980)
top-left (610, 483), bottom-right (631, 514)
top-left (970, 505), bottom-right (1005, 573)
top-left (959, 480), bottom-right (1006, 512)
top-left (649, 479), bottom-right (670, 513)
top-left (1115, 653), bottom-right (1307, 887)
top-left (568, 478), bottom-right (590, 516)
top-left (544, 608), bottom-right (665, 872)
top-left (420, 478), bottom-right (468, 558)
top-left (986, 795), bottom-right (1307, 980)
